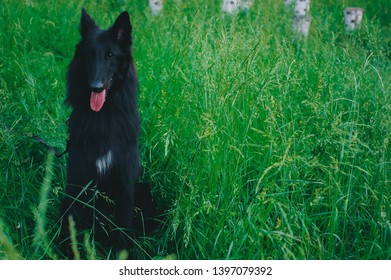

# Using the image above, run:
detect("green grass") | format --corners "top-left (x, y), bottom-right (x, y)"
top-left (0, 0), bottom-right (390, 260)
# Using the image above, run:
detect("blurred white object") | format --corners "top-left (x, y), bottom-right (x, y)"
top-left (284, 0), bottom-right (295, 7)
top-left (294, 0), bottom-right (310, 18)
top-left (222, 0), bottom-right (239, 14)
top-left (293, 15), bottom-right (311, 37)
top-left (238, 0), bottom-right (254, 11)
top-left (344, 7), bottom-right (364, 32)
top-left (149, 0), bottom-right (163, 15)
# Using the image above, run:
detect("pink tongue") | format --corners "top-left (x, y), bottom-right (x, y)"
top-left (90, 90), bottom-right (106, 112)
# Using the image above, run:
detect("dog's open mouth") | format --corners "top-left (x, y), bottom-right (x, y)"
top-left (90, 89), bottom-right (107, 112)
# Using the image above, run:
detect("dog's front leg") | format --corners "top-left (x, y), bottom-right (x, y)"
top-left (112, 183), bottom-right (135, 253)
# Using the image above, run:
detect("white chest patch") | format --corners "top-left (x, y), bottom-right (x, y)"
top-left (96, 150), bottom-right (113, 176)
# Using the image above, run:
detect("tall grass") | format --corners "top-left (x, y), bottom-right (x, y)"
top-left (0, 0), bottom-right (390, 259)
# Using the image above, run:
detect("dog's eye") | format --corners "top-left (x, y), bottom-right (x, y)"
top-left (89, 49), bottom-right (96, 59)
top-left (106, 49), bottom-right (113, 58)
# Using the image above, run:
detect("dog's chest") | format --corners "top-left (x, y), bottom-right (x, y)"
top-left (96, 150), bottom-right (114, 176)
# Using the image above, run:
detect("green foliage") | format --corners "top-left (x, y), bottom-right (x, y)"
top-left (0, 0), bottom-right (390, 259)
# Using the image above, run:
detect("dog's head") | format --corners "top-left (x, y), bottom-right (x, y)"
top-left (68, 9), bottom-right (134, 112)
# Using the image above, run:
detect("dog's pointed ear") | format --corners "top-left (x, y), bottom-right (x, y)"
top-left (80, 8), bottom-right (97, 37)
top-left (109, 12), bottom-right (132, 47)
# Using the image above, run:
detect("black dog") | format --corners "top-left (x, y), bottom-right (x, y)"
top-left (59, 9), bottom-right (143, 258)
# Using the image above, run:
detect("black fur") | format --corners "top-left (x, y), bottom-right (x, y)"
top-left (59, 9), bottom-right (141, 258)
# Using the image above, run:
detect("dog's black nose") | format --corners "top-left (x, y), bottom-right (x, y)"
top-left (90, 87), bottom-right (105, 93)
top-left (90, 80), bottom-right (105, 93)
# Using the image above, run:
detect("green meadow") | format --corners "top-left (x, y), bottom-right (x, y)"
top-left (0, 0), bottom-right (390, 259)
